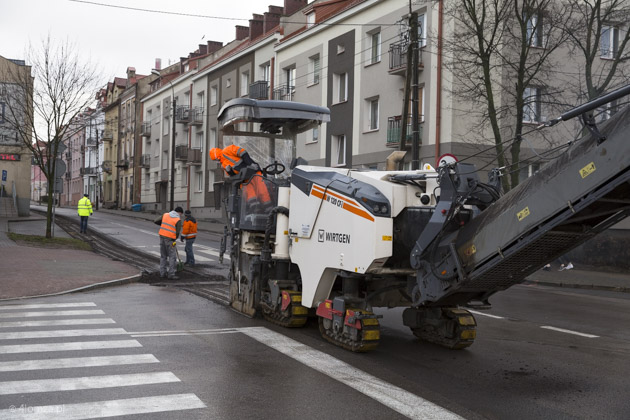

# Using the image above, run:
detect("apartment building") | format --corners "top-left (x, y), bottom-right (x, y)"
top-left (101, 77), bottom-right (127, 208)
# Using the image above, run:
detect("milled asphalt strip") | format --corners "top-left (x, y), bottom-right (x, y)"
top-left (0, 319), bottom-right (116, 328)
top-left (0, 302), bottom-right (97, 310)
top-left (540, 326), bottom-right (600, 338)
top-left (0, 310), bottom-right (105, 318)
top-left (0, 354), bottom-right (159, 372)
top-left (0, 394), bottom-right (206, 419)
top-left (0, 340), bottom-right (142, 354)
top-left (239, 327), bottom-right (464, 420)
top-left (0, 372), bottom-right (180, 395)
top-left (0, 328), bottom-right (128, 340)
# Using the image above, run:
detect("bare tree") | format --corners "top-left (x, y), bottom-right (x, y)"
top-left (443, 0), bottom-right (569, 191)
top-left (564, 0), bottom-right (630, 105)
top-left (1, 37), bottom-right (102, 237)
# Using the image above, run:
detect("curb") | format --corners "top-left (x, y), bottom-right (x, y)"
top-left (0, 274), bottom-right (143, 302)
top-left (521, 279), bottom-right (630, 293)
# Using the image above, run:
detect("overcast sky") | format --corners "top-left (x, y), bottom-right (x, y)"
top-left (1, 0), bottom-right (273, 79)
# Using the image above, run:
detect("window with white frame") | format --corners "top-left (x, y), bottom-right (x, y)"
top-left (523, 87), bottom-right (545, 123)
top-left (163, 114), bottom-right (170, 135)
top-left (209, 128), bottom-right (217, 148)
top-left (333, 73), bottom-right (348, 103)
top-left (197, 91), bottom-right (205, 110)
top-left (196, 170), bottom-right (203, 192)
top-left (240, 71), bottom-right (249, 97)
top-left (154, 138), bottom-right (160, 156)
top-left (226, 78), bottom-right (231, 88)
top-left (526, 11), bottom-right (546, 48)
top-left (337, 44), bottom-right (345, 54)
top-left (155, 105), bottom-right (160, 124)
top-left (210, 85), bottom-right (218, 106)
top-left (306, 126), bottom-right (319, 144)
top-left (195, 131), bottom-right (203, 149)
top-left (601, 25), bottom-right (619, 59)
top-left (145, 173), bottom-right (150, 190)
top-left (182, 166), bottom-right (188, 187)
top-left (307, 12), bottom-right (315, 28)
top-left (418, 13), bottom-right (427, 48)
top-left (308, 55), bottom-right (320, 85)
top-left (260, 63), bottom-right (271, 82)
top-left (284, 67), bottom-right (296, 100)
top-left (367, 97), bottom-right (379, 131)
top-left (369, 30), bottom-right (381, 64)
top-left (333, 135), bottom-right (346, 166)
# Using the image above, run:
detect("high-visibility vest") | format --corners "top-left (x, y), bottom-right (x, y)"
top-left (77, 197), bottom-right (93, 216)
top-left (158, 213), bottom-right (180, 239)
top-left (216, 145), bottom-right (247, 176)
top-left (182, 218), bottom-right (197, 239)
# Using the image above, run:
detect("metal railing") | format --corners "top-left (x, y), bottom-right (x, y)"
top-left (175, 145), bottom-right (188, 161)
top-left (80, 167), bottom-right (97, 176)
top-left (140, 154), bottom-right (151, 168)
top-left (176, 105), bottom-right (190, 123)
top-left (386, 115), bottom-right (423, 146)
top-left (141, 121), bottom-right (151, 137)
top-left (388, 41), bottom-right (424, 74)
top-left (272, 84), bottom-right (295, 101)
top-left (249, 80), bottom-right (269, 99)
top-left (102, 130), bottom-right (113, 141)
top-left (187, 148), bottom-right (202, 165)
top-left (102, 160), bottom-right (112, 173)
top-left (160, 169), bottom-right (169, 181)
top-left (189, 107), bottom-right (204, 125)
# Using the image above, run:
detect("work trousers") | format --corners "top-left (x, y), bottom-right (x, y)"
top-left (79, 216), bottom-right (89, 233)
top-left (184, 238), bottom-right (195, 266)
top-left (159, 236), bottom-right (177, 277)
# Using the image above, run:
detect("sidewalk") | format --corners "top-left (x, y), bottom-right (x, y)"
top-left (0, 212), bottom-right (140, 301)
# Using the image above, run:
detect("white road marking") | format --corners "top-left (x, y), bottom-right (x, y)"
top-left (0, 393), bottom-right (206, 419)
top-left (0, 371), bottom-right (180, 395)
top-left (147, 248), bottom-right (217, 262)
top-left (146, 250), bottom-right (161, 257)
top-left (0, 328), bottom-right (128, 340)
top-left (540, 326), bottom-right (599, 338)
top-left (0, 302), bottom-right (96, 310)
top-left (0, 354), bottom-right (159, 372)
top-left (467, 310), bottom-right (505, 319)
top-left (0, 318), bottom-right (116, 328)
top-left (130, 328), bottom-right (239, 337)
top-left (109, 221), bottom-right (157, 236)
top-left (0, 310), bottom-right (105, 319)
top-left (0, 340), bottom-right (142, 354)
top-left (240, 327), bottom-right (464, 420)
top-left (196, 246), bottom-right (230, 260)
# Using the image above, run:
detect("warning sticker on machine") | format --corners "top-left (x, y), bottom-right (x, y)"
top-left (580, 162), bottom-right (596, 179)
top-left (318, 229), bottom-right (351, 244)
top-left (517, 206), bottom-right (530, 222)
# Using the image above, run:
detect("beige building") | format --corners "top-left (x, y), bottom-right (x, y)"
top-left (101, 77), bottom-right (127, 208)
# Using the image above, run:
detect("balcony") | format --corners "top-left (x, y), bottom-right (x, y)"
top-left (102, 160), bottom-right (112, 173)
top-left (102, 130), bottom-right (113, 141)
top-left (388, 41), bottom-right (423, 76)
top-left (272, 84), bottom-right (295, 101)
top-left (249, 80), bottom-right (269, 100)
top-left (160, 169), bottom-right (169, 181)
top-left (189, 107), bottom-right (204, 126)
top-left (65, 152), bottom-right (72, 160)
top-left (141, 121), bottom-right (151, 137)
top-left (140, 154), bottom-right (151, 168)
top-left (187, 148), bottom-right (202, 165)
top-left (175, 145), bottom-right (188, 161)
top-left (86, 137), bottom-right (97, 147)
top-left (80, 167), bottom-right (97, 176)
top-left (116, 158), bottom-right (129, 169)
top-left (65, 172), bottom-right (71, 180)
top-left (386, 115), bottom-right (423, 147)
top-left (176, 105), bottom-right (190, 123)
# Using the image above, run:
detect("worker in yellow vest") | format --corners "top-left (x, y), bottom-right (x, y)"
top-left (77, 193), bottom-right (93, 234)
top-left (181, 209), bottom-right (198, 266)
top-left (154, 207), bottom-right (184, 279)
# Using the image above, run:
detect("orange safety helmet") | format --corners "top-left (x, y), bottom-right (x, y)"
top-left (209, 148), bottom-right (222, 161)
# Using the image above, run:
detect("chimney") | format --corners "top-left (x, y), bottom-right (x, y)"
top-left (236, 25), bottom-right (249, 41)
top-left (198, 44), bottom-right (208, 55)
top-left (155, 58), bottom-right (162, 70)
top-left (284, 0), bottom-right (307, 16)
top-left (249, 14), bottom-right (264, 40)
top-left (264, 6), bottom-right (282, 33)
top-left (127, 67), bottom-right (136, 80)
top-left (207, 41), bottom-right (223, 54)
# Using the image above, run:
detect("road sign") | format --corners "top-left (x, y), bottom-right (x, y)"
top-left (54, 177), bottom-right (64, 194)
top-left (57, 143), bottom-right (67, 154)
top-left (55, 159), bottom-right (66, 176)
top-left (437, 153), bottom-right (458, 168)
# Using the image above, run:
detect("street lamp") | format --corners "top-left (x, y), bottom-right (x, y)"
top-left (151, 69), bottom-right (177, 211)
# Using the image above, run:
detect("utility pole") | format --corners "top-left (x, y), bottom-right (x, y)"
top-left (95, 121), bottom-right (100, 211)
top-left (170, 96), bottom-right (176, 211)
top-left (410, 11), bottom-right (420, 170)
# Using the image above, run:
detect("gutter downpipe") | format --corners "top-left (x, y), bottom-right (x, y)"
top-left (435, 0), bottom-right (443, 161)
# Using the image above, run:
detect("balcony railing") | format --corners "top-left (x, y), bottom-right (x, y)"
top-left (141, 121), bottom-right (151, 137)
top-left (86, 137), bottom-right (97, 147)
top-left (187, 148), bottom-right (202, 165)
top-left (249, 80), bottom-right (269, 100)
top-left (386, 115), bottom-right (423, 147)
top-left (80, 167), bottom-right (97, 176)
top-left (175, 145), bottom-right (188, 161)
top-left (116, 158), bottom-right (129, 169)
top-left (176, 105), bottom-right (190, 123)
top-left (140, 154), bottom-right (151, 168)
top-left (65, 172), bottom-right (71, 180)
top-left (102, 130), bottom-right (113, 141)
top-left (160, 169), bottom-right (169, 181)
top-left (388, 41), bottom-right (424, 75)
top-left (272, 84), bottom-right (295, 101)
top-left (189, 107), bottom-right (204, 125)
top-left (102, 160), bottom-right (112, 173)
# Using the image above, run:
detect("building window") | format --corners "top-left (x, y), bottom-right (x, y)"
top-left (145, 173), bottom-right (150, 191)
top-left (333, 134), bottom-right (346, 167)
top-left (601, 25), bottom-right (619, 59)
top-left (196, 170), bottom-right (203, 192)
top-left (260, 63), bottom-right (271, 82)
top-left (369, 31), bottom-right (381, 64)
top-left (285, 67), bottom-right (296, 100)
top-left (308, 55), bottom-right (320, 86)
top-left (226, 78), bottom-right (231, 88)
top-left (306, 126), bottom-right (319, 144)
top-left (523, 87), bottom-right (544, 123)
top-left (307, 12), bottom-right (315, 28)
top-left (367, 97), bottom-right (379, 131)
top-left (418, 13), bottom-right (427, 48)
top-left (526, 12), bottom-right (545, 47)
top-left (210, 85), bottom-right (218, 106)
top-left (163, 114), bottom-right (170, 135)
top-left (333, 73), bottom-right (348, 104)
top-left (154, 138), bottom-right (160, 157)
top-left (197, 91), bottom-right (205, 109)
top-left (337, 44), bottom-right (345, 55)
top-left (182, 166), bottom-right (188, 187)
top-left (240, 71), bottom-right (249, 97)
top-left (209, 128), bottom-right (217, 149)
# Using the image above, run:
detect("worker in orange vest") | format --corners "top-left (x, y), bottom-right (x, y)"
top-left (181, 209), bottom-right (197, 266)
top-left (154, 206), bottom-right (183, 279)
top-left (209, 145), bottom-right (271, 212)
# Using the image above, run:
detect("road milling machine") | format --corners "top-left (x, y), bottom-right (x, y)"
top-left (217, 86), bottom-right (630, 352)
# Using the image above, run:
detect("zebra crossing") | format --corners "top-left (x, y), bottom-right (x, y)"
top-left (0, 301), bottom-right (206, 419)
top-left (134, 244), bottom-right (230, 263)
